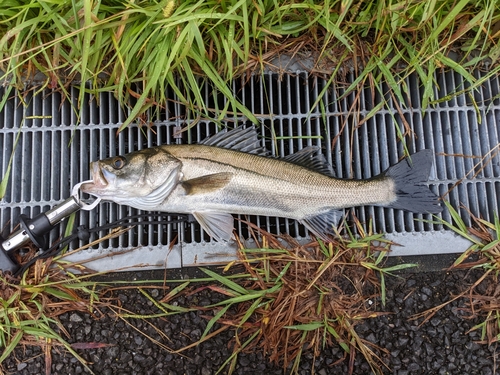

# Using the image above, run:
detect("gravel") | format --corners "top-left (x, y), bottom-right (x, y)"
top-left (3, 269), bottom-right (499, 375)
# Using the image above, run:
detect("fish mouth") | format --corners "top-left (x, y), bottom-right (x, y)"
top-left (80, 162), bottom-right (109, 195)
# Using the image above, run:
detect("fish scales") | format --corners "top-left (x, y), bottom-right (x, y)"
top-left (163, 144), bottom-right (395, 216)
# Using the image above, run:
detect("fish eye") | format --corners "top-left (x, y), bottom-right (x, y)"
top-left (111, 156), bottom-right (127, 170)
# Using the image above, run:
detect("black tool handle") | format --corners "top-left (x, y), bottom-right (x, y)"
top-left (0, 196), bottom-right (82, 273)
top-left (0, 239), bottom-right (19, 273)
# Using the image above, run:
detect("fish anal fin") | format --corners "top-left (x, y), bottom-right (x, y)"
top-left (182, 172), bottom-right (233, 195)
top-left (300, 209), bottom-right (343, 242)
top-left (193, 211), bottom-right (235, 242)
top-left (283, 147), bottom-right (335, 177)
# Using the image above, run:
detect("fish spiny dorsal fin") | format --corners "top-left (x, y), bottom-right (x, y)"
top-left (282, 147), bottom-right (336, 177)
top-left (200, 126), bottom-right (267, 155)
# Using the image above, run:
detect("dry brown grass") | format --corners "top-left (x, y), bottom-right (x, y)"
top-left (182, 220), bottom-right (407, 375)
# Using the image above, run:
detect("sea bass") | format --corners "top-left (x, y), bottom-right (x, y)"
top-left (81, 126), bottom-right (442, 241)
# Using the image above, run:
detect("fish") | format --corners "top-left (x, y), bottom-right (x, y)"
top-left (81, 126), bottom-right (442, 242)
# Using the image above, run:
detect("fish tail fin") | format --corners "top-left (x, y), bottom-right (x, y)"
top-left (382, 150), bottom-right (442, 214)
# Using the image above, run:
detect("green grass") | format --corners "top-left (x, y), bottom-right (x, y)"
top-left (416, 202), bottom-right (500, 344)
top-left (169, 221), bottom-right (415, 375)
top-left (1, 0), bottom-right (499, 130)
top-left (0, 256), bottom-right (106, 375)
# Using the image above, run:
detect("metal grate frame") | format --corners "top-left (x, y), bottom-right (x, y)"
top-left (0, 69), bottom-right (499, 270)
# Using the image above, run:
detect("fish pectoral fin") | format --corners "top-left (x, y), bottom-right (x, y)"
top-left (300, 209), bottom-right (344, 242)
top-left (193, 211), bottom-right (235, 242)
top-left (182, 172), bottom-right (233, 195)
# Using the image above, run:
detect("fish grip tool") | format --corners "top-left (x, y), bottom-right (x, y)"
top-left (0, 181), bottom-right (101, 274)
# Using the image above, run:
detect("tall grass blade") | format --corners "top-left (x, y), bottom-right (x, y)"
top-left (0, 124), bottom-right (22, 199)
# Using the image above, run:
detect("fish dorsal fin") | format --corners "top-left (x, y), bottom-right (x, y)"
top-left (182, 172), bottom-right (233, 195)
top-left (283, 146), bottom-right (336, 177)
top-left (193, 211), bottom-right (235, 241)
top-left (300, 209), bottom-right (343, 242)
top-left (200, 126), bottom-right (267, 155)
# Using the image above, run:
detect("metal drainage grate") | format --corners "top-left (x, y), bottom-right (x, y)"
top-left (0, 69), bottom-right (499, 271)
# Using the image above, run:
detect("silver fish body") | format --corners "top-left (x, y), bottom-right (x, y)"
top-left (82, 126), bottom-right (442, 241)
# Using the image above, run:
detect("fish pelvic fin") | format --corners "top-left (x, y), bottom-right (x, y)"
top-left (182, 172), bottom-right (233, 195)
top-left (193, 211), bottom-right (235, 241)
top-left (382, 150), bottom-right (443, 214)
top-left (300, 209), bottom-right (344, 242)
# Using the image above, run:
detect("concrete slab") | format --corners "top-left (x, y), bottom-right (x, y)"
top-left (63, 244), bottom-right (182, 272)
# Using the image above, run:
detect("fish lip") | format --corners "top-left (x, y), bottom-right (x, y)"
top-left (80, 162), bottom-right (108, 194)
top-left (92, 162), bottom-right (108, 188)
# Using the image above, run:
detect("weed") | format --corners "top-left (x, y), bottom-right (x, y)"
top-left (0, 228), bottom-right (134, 375)
top-left (179, 221), bottom-right (415, 374)
top-left (1, 1), bottom-right (499, 130)
top-left (415, 201), bottom-right (500, 344)
top-left (0, 255), bottom-right (104, 374)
